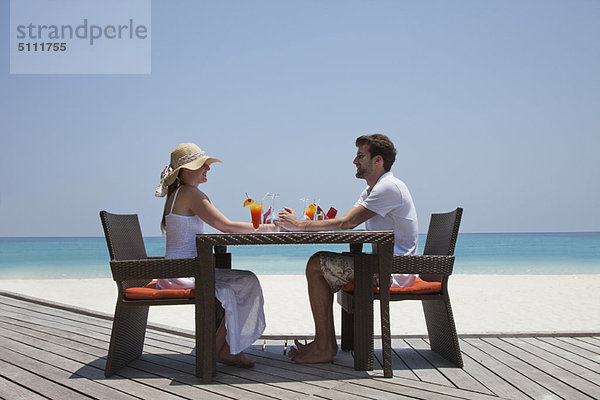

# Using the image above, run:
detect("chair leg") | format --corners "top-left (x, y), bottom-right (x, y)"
top-left (422, 298), bottom-right (463, 367)
top-left (341, 308), bottom-right (354, 351)
top-left (105, 304), bottom-right (149, 377)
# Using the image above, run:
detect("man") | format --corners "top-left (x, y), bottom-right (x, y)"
top-left (275, 134), bottom-right (418, 364)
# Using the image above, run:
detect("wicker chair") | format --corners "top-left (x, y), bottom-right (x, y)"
top-left (337, 208), bottom-right (464, 368)
top-left (100, 210), bottom-right (229, 383)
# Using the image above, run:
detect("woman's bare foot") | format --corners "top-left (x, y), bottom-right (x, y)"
top-left (218, 352), bottom-right (256, 368)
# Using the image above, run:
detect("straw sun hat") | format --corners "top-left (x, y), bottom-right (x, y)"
top-left (155, 143), bottom-right (222, 197)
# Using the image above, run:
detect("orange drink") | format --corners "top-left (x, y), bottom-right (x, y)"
top-left (304, 206), bottom-right (316, 220)
top-left (304, 203), bottom-right (317, 220)
top-left (250, 202), bottom-right (263, 230)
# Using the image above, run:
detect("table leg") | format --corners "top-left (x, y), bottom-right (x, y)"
top-left (378, 241), bottom-right (393, 378)
top-left (196, 243), bottom-right (215, 383)
top-left (214, 245), bottom-right (231, 269)
top-left (352, 252), bottom-right (374, 371)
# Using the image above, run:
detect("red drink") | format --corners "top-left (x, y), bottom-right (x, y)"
top-left (250, 203), bottom-right (263, 230)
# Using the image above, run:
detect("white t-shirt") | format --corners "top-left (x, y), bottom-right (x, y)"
top-left (355, 171), bottom-right (419, 287)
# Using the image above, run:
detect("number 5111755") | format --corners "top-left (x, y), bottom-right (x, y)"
top-left (18, 42), bottom-right (67, 51)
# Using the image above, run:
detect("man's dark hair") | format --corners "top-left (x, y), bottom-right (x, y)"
top-left (355, 134), bottom-right (397, 171)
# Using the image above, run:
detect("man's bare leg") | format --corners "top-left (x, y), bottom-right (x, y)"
top-left (290, 254), bottom-right (338, 363)
top-left (289, 303), bottom-right (338, 356)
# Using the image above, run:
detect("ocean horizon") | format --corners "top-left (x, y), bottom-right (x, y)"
top-left (0, 232), bottom-right (598, 279)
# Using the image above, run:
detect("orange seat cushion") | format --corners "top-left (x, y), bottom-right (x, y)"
top-left (124, 280), bottom-right (195, 300)
top-left (342, 277), bottom-right (441, 295)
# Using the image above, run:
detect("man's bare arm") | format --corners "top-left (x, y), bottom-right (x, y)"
top-left (276, 205), bottom-right (376, 232)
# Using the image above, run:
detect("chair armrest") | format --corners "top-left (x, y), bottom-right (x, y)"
top-left (146, 254), bottom-right (231, 268)
top-left (392, 255), bottom-right (455, 275)
top-left (110, 257), bottom-right (202, 281)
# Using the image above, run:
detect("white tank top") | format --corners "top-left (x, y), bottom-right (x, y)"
top-left (164, 186), bottom-right (205, 258)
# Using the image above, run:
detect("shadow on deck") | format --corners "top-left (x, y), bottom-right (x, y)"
top-left (1, 290), bottom-right (598, 400)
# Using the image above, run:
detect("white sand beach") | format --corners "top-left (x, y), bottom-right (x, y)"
top-left (0, 274), bottom-right (598, 335)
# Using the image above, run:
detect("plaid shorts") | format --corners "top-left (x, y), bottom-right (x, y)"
top-left (318, 251), bottom-right (416, 293)
top-left (318, 252), bottom-right (355, 293)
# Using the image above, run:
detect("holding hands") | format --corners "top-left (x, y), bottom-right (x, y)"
top-left (275, 207), bottom-right (300, 231)
top-left (275, 203), bottom-right (338, 232)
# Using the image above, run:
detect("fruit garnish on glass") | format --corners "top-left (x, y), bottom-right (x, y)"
top-left (243, 192), bottom-right (254, 207)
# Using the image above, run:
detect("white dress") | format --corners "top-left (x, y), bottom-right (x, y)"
top-left (157, 187), bottom-right (266, 354)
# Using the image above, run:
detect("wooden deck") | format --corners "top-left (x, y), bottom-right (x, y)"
top-left (1, 291), bottom-right (598, 400)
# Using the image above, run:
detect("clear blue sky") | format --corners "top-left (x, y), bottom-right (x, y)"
top-left (1, 0), bottom-right (599, 236)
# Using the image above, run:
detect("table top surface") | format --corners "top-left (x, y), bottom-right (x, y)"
top-left (195, 230), bottom-right (394, 246)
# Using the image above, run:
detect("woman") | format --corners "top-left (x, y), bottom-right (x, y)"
top-left (155, 143), bottom-right (274, 368)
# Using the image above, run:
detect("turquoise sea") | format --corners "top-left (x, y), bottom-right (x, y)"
top-left (0, 233), bottom-right (599, 279)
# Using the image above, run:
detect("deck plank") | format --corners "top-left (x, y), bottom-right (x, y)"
top-left (0, 314), bottom-right (307, 400)
top-left (248, 344), bottom-right (502, 400)
top-left (1, 298), bottom-right (383, 399)
top-left (0, 344), bottom-right (142, 400)
top-left (0, 358), bottom-right (91, 400)
top-left (0, 327), bottom-right (197, 400)
top-left (391, 338), bottom-right (454, 386)
top-left (0, 376), bottom-right (47, 400)
top-left (131, 356), bottom-right (287, 400)
top-left (466, 337), bottom-right (575, 400)
top-left (574, 337), bottom-right (600, 349)
top-left (155, 342), bottom-right (432, 400)
top-left (537, 337), bottom-right (600, 370)
top-left (556, 336), bottom-right (600, 356)
top-left (0, 295), bottom-right (193, 352)
top-left (0, 308), bottom-right (269, 399)
top-left (520, 337), bottom-right (600, 375)
top-left (458, 348), bottom-right (529, 400)
top-left (503, 337), bottom-right (600, 392)
top-left (0, 300), bottom-right (193, 360)
top-left (482, 337), bottom-right (596, 399)
top-left (3, 291), bottom-right (600, 400)
top-left (405, 337), bottom-right (494, 395)
top-left (460, 338), bottom-right (536, 400)
top-left (375, 343), bottom-right (419, 381)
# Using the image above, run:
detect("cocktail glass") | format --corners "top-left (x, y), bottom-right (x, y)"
top-left (304, 204), bottom-right (316, 220)
top-left (303, 198), bottom-right (319, 221)
top-left (267, 193), bottom-right (279, 223)
top-left (250, 202), bottom-right (263, 231)
top-left (300, 197), bottom-right (310, 220)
